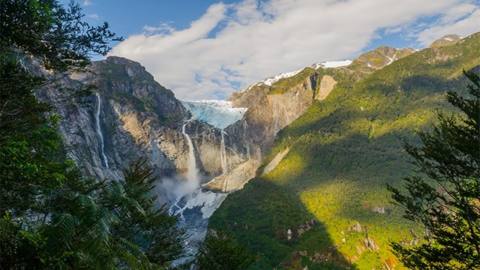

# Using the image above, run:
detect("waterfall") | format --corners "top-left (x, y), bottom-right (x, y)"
top-left (220, 130), bottom-right (228, 174)
top-left (220, 130), bottom-right (229, 192)
top-left (169, 121), bottom-right (228, 266)
top-left (243, 120), bottom-right (251, 159)
top-left (182, 122), bottom-right (200, 186)
top-left (273, 101), bottom-right (280, 134)
top-left (167, 101), bottom-right (249, 266)
top-left (95, 93), bottom-right (109, 168)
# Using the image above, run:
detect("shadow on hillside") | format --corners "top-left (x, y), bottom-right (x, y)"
top-left (210, 178), bottom-right (357, 269)
top-left (236, 74), bottom-right (471, 268)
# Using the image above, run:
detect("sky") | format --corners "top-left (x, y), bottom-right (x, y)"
top-left (72, 0), bottom-right (480, 100)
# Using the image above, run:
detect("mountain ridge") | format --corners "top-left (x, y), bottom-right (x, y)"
top-left (33, 31), bottom-right (479, 268)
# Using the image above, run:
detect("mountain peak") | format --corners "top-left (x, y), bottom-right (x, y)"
top-left (430, 34), bottom-right (461, 48)
top-left (350, 46), bottom-right (415, 71)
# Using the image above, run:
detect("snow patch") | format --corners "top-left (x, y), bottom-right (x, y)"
top-left (262, 68), bottom-right (304, 86)
top-left (385, 52), bottom-right (397, 66)
top-left (313, 60), bottom-right (352, 69)
top-left (240, 60), bottom-right (352, 92)
top-left (182, 100), bottom-right (247, 130)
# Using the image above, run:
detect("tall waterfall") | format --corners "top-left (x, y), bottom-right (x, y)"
top-left (220, 130), bottom-right (228, 174)
top-left (243, 120), bottom-right (251, 159)
top-left (182, 122), bottom-right (199, 186)
top-left (168, 101), bottom-right (248, 266)
top-left (169, 120), bottom-right (228, 266)
top-left (220, 130), bottom-right (229, 192)
top-left (95, 93), bottom-right (109, 168)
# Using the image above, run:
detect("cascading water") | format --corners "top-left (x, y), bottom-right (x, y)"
top-left (273, 101), bottom-right (281, 134)
top-left (169, 120), bottom-right (227, 266)
top-left (243, 120), bottom-right (251, 159)
top-left (182, 122), bottom-right (200, 186)
top-left (219, 130), bottom-right (229, 192)
top-left (167, 101), bottom-right (248, 266)
top-left (220, 130), bottom-right (228, 174)
top-left (95, 93), bottom-right (109, 168)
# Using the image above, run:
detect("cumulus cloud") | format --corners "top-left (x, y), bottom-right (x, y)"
top-left (110, 0), bottom-right (480, 100)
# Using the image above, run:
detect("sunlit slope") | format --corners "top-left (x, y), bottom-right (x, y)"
top-left (210, 33), bottom-right (480, 269)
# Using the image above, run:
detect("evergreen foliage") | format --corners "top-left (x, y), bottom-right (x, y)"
top-left (0, 0), bottom-right (120, 70)
top-left (211, 33), bottom-right (480, 269)
top-left (197, 232), bottom-right (255, 270)
top-left (0, 1), bottom-right (183, 269)
top-left (389, 71), bottom-right (480, 269)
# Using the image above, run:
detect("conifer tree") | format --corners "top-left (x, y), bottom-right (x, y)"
top-left (389, 71), bottom-right (480, 269)
top-left (197, 232), bottom-right (255, 270)
top-left (0, 1), bottom-right (184, 269)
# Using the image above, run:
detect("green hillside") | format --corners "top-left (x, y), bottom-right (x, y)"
top-left (210, 33), bottom-right (480, 269)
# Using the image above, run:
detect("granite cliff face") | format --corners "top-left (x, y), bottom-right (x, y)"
top-left (229, 70), bottom-right (320, 152)
top-left (36, 57), bottom-right (250, 191)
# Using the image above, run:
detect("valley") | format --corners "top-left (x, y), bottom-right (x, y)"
top-left (3, 2), bottom-right (479, 269)
top-left (33, 33), bottom-right (480, 269)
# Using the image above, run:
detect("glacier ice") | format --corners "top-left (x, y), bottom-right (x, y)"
top-left (182, 100), bottom-right (247, 130)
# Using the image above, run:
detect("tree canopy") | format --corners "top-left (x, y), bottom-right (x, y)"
top-left (0, 1), bottom-right (183, 269)
top-left (390, 71), bottom-right (480, 269)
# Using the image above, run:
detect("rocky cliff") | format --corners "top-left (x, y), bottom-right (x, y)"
top-left (227, 46), bottom-right (415, 155)
top-left (33, 44), bottom-right (417, 195)
top-left (36, 57), bottom-right (250, 193)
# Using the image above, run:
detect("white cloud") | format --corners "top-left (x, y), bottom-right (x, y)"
top-left (143, 23), bottom-right (175, 36)
top-left (417, 5), bottom-right (480, 46)
top-left (110, 0), bottom-right (480, 100)
top-left (83, 0), bottom-right (92, 6)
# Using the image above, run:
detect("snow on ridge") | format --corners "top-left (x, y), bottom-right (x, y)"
top-left (262, 68), bottom-right (304, 86)
top-left (182, 100), bottom-right (247, 130)
top-left (239, 59), bottom-right (352, 94)
top-left (312, 60), bottom-right (353, 69)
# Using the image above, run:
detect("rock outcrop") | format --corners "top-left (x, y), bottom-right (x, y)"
top-left (430, 34), bottom-right (461, 48)
top-left (202, 159), bottom-right (260, 192)
top-left (316, 75), bottom-right (337, 101)
top-left (349, 46), bottom-right (415, 72)
top-left (262, 147), bottom-right (290, 175)
top-left (229, 69), bottom-right (320, 151)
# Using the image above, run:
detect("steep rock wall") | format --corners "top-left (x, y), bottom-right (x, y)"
top-left (229, 70), bottom-right (319, 152)
top-left (37, 57), bottom-right (249, 185)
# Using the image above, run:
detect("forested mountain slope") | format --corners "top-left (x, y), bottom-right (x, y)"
top-left (210, 33), bottom-right (480, 269)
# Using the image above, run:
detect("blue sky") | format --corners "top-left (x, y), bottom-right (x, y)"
top-left (68, 0), bottom-right (480, 99)
top-left (75, 1), bottom-right (236, 38)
